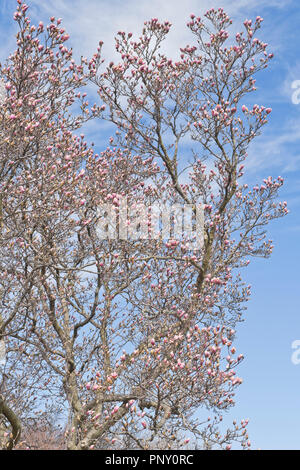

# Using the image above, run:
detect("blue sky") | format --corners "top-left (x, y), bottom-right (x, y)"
top-left (1, 0), bottom-right (300, 450)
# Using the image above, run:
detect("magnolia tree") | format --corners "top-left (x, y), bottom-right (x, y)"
top-left (0, 1), bottom-right (288, 450)
top-left (0, 0), bottom-right (102, 448)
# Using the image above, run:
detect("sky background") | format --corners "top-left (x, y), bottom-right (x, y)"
top-left (0, 0), bottom-right (299, 450)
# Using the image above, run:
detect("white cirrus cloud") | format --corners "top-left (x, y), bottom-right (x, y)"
top-left (16, 0), bottom-right (292, 60)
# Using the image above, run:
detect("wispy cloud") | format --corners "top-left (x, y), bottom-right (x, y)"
top-left (24, 0), bottom-right (293, 60)
top-left (246, 117), bottom-right (300, 173)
